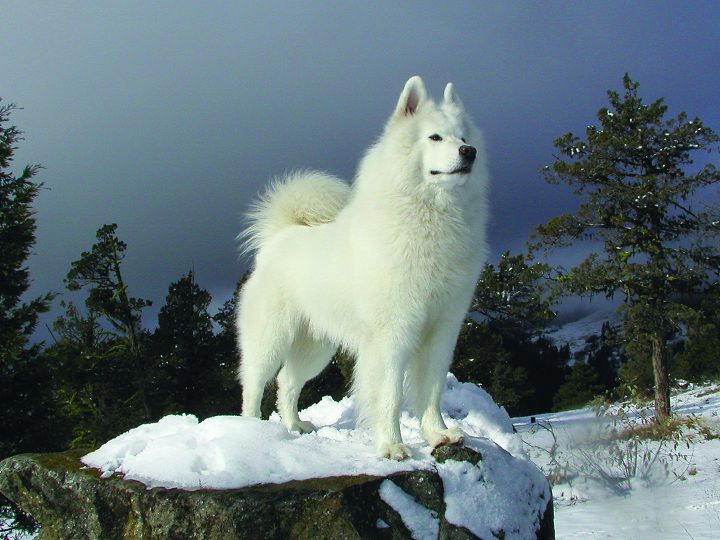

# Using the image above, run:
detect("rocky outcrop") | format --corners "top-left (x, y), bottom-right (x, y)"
top-left (0, 447), bottom-right (554, 540)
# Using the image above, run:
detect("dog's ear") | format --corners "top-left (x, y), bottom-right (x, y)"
top-left (394, 76), bottom-right (427, 117)
top-left (443, 82), bottom-right (464, 110)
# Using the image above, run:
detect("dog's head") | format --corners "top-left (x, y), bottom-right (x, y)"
top-left (389, 76), bottom-right (484, 190)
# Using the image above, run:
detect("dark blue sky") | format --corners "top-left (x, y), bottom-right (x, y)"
top-left (3, 2), bottom-right (719, 330)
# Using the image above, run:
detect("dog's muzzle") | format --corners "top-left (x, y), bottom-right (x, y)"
top-left (429, 145), bottom-right (478, 176)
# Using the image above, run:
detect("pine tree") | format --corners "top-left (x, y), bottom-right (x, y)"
top-left (553, 361), bottom-right (604, 411)
top-left (0, 99), bottom-right (53, 538)
top-left (471, 251), bottom-right (555, 336)
top-left (585, 322), bottom-right (623, 394)
top-left (0, 102), bottom-right (51, 360)
top-left (533, 74), bottom-right (720, 421)
top-left (151, 270), bottom-right (216, 417)
top-left (0, 100), bottom-right (55, 454)
top-left (65, 224), bottom-right (152, 419)
top-left (210, 288), bottom-right (243, 415)
top-left (452, 252), bottom-right (565, 415)
top-left (673, 283), bottom-right (720, 382)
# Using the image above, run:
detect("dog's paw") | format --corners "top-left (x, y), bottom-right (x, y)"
top-left (287, 420), bottom-right (316, 434)
top-left (424, 427), bottom-right (465, 448)
top-left (380, 442), bottom-right (413, 461)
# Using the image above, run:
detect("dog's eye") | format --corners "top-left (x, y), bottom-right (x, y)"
top-left (461, 137), bottom-right (467, 143)
top-left (429, 134), bottom-right (443, 141)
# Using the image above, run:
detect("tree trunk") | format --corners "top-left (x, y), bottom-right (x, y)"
top-left (651, 333), bottom-right (671, 422)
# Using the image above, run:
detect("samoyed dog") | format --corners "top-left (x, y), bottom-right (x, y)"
top-left (237, 76), bottom-right (489, 459)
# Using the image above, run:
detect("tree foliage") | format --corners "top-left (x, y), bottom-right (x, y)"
top-left (553, 322), bottom-right (625, 410)
top-left (44, 302), bottom-right (145, 447)
top-left (65, 224), bottom-right (151, 342)
top-left (151, 270), bottom-right (225, 418)
top-left (673, 284), bottom-right (720, 382)
top-left (0, 101), bottom-right (52, 371)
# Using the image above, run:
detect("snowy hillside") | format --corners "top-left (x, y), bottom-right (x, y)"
top-left (545, 305), bottom-right (619, 356)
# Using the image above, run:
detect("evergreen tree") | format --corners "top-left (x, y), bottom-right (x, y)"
top-left (471, 251), bottom-right (555, 336)
top-left (65, 224), bottom-right (152, 419)
top-left (452, 252), bottom-right (565, 415)
top-left (552, 322), bottom-right (625, 411)
top-left (532, 74), bottom-right (720, 421)
top-left (0, 99), bottom-right (53, 538)
top-left (673, 283), bottom-right (720, 382)
top-left (520, 336), bottom-right (571, 413)
top-left (0, 100), bottom-right (56, 453)
top-left (453, 320), bottom-right (503, 382)
top-left (151, 270), bottom-right (217, 417)
top-left (553, 361), bottom-right (604, 411)
top-left (210, 286), bottom-right (244, 415)
top-left (0, 101), bottom-right (52, 366)
top-left (585, 322), bottom-right (623, 394)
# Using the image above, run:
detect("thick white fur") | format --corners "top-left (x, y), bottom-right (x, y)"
top-left (237, 76), bottom-right (489, 459)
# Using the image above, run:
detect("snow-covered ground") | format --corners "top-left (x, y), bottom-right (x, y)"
top-left (516, 383), bottom-right (720, 539)
top-left (537, 307), bottom-right (720, 538)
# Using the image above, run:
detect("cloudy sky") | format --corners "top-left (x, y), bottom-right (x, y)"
top-left (3, 1), bottom-right (719, 334)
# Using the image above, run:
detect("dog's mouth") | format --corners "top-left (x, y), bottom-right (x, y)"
top-left (430, 165), bottom-right (472, 176)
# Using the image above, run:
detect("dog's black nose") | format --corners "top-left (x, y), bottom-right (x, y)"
top-left (459, 145), bottom-right (477, 161)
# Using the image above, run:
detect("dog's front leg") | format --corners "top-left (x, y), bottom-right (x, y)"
top-left (411, 322), bottom-right (466, 448)
top-left (355, 338), bottom-right (412, 460)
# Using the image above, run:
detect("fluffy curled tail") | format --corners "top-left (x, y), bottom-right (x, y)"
top-left (240, 170), bottom-right (351, 254)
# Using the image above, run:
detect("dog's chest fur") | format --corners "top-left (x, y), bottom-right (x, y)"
top-left (360, 190), bottom-right (482, 310)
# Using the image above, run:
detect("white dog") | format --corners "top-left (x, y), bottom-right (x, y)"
top-left (237, 76), bottom-right (489, 459)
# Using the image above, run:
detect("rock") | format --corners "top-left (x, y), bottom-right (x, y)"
top-left (431, 443), bottom-right (484, 465)
top-left (0, 449), bottom-right (554, 540)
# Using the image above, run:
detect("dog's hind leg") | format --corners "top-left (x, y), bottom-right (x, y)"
top-left (238, 294), bottom-right (297, 418)
top-left (240, 339), bottom-right (286, 418)
top-left (276, 328), bottom-right (336, 433)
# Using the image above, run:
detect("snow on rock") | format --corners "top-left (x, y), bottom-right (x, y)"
top-left (82, 374), bottom-right (550, 539)
top-left (82, 374), bottom-right (524, 491)
top-left (440, 437), bottom-right (549, 540)
top-left (379, 479), bottom-right (440, 540)
top-left (82, 413), bottom-right (422, 490)
top-left (440, 374), bottom-right (525, 457)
